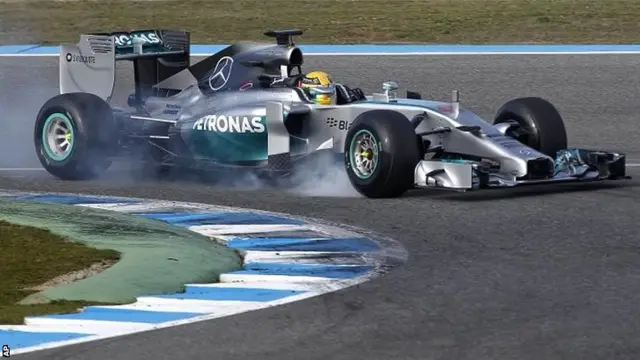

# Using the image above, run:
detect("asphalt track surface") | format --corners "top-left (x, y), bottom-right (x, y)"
top-left (3, 54), bottom-right (640, 360)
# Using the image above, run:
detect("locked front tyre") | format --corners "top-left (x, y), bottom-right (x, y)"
top-left (34, 93), bottom-right (118, 180)
top-left (344, 110), bottom-right (421, 198)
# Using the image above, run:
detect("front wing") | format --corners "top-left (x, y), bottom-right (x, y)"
top-left (414, 148), bottom-right (630, 191)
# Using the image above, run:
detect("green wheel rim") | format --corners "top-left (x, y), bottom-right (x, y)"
top-left (41, 112), bottom-right (75, 161)
top-left (348, 129), bottom-right (380, 180)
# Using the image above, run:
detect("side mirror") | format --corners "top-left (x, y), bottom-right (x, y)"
top-left (372, 81), bottom-right (400, 102)
top-left (382, 81), bottom-right (398, 92)
top-left (382, 81), bottom-right (398, 99)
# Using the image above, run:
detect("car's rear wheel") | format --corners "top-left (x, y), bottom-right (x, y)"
top-left (344, 110), bottom-right (421, 198)
top-left (34, 93), bottom-right (117, 180)
top-left (493, 97), bottom-right (568, 158)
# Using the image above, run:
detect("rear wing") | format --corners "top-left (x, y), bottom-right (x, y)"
top-left (59, 29), bottom-right (190, 102)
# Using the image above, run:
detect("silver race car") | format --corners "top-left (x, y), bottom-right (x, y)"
top-left (34, 29), bottom-right (629, 198)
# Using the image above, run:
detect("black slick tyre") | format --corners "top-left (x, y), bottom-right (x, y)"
top-left (494, 97), bottom-right (568, 158)
top-left (34, 92), bottom-right (117, 180)
top-left (344, 110), bottom-right (421, 198)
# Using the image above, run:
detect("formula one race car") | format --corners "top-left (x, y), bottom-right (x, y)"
top-left (34, 29), bottom-right (630, 198)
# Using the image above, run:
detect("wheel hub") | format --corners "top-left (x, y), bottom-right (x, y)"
top-left (349, 130), bottom-right (379, 179)
top-left (42, 113), bottom-right (74, 161)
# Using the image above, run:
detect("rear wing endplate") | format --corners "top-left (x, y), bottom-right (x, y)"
top-left (59, 34), bottom-right (116, 101)
top-left (59, 30), bottom-right (190, 102)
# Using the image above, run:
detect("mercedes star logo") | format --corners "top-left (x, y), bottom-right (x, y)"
top-left (208, 56), bottom-right (234, 91)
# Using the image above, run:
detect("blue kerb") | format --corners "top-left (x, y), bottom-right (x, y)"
top-left (233, 262), bottom-right (374, 278)
top-left (0, 330), bottom-right (89, 349)
top-left (32, 307), bottom-right (201, 324)
top-left (154, 286), bottom-right (305, 302)
top-left (132, 211), bottom-right (303, 226)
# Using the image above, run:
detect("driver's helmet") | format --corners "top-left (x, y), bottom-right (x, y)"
top-left (299, 71), bottom-right (336, 105)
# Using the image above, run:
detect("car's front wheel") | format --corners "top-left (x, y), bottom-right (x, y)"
top-left (344, 110), bottom-right (421, 198)
top-left (494, 97), bottom-right (568, 158)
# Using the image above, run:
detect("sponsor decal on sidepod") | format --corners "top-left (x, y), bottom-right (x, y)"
top-left (193, 115), bottom-right (266, 133)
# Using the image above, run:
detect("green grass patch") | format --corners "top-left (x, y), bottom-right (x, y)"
top-left (2, 0), bottom-right (640, 45)
top-left (0, 220), bottom-right (120, 324)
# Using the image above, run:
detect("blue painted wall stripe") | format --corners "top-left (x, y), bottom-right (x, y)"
top-left (4, 44), bottom-right (640, 55)
top-left (34, 307), bottom-right (200, 324)
top-left (0, 330), bottom-right (89, 348)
